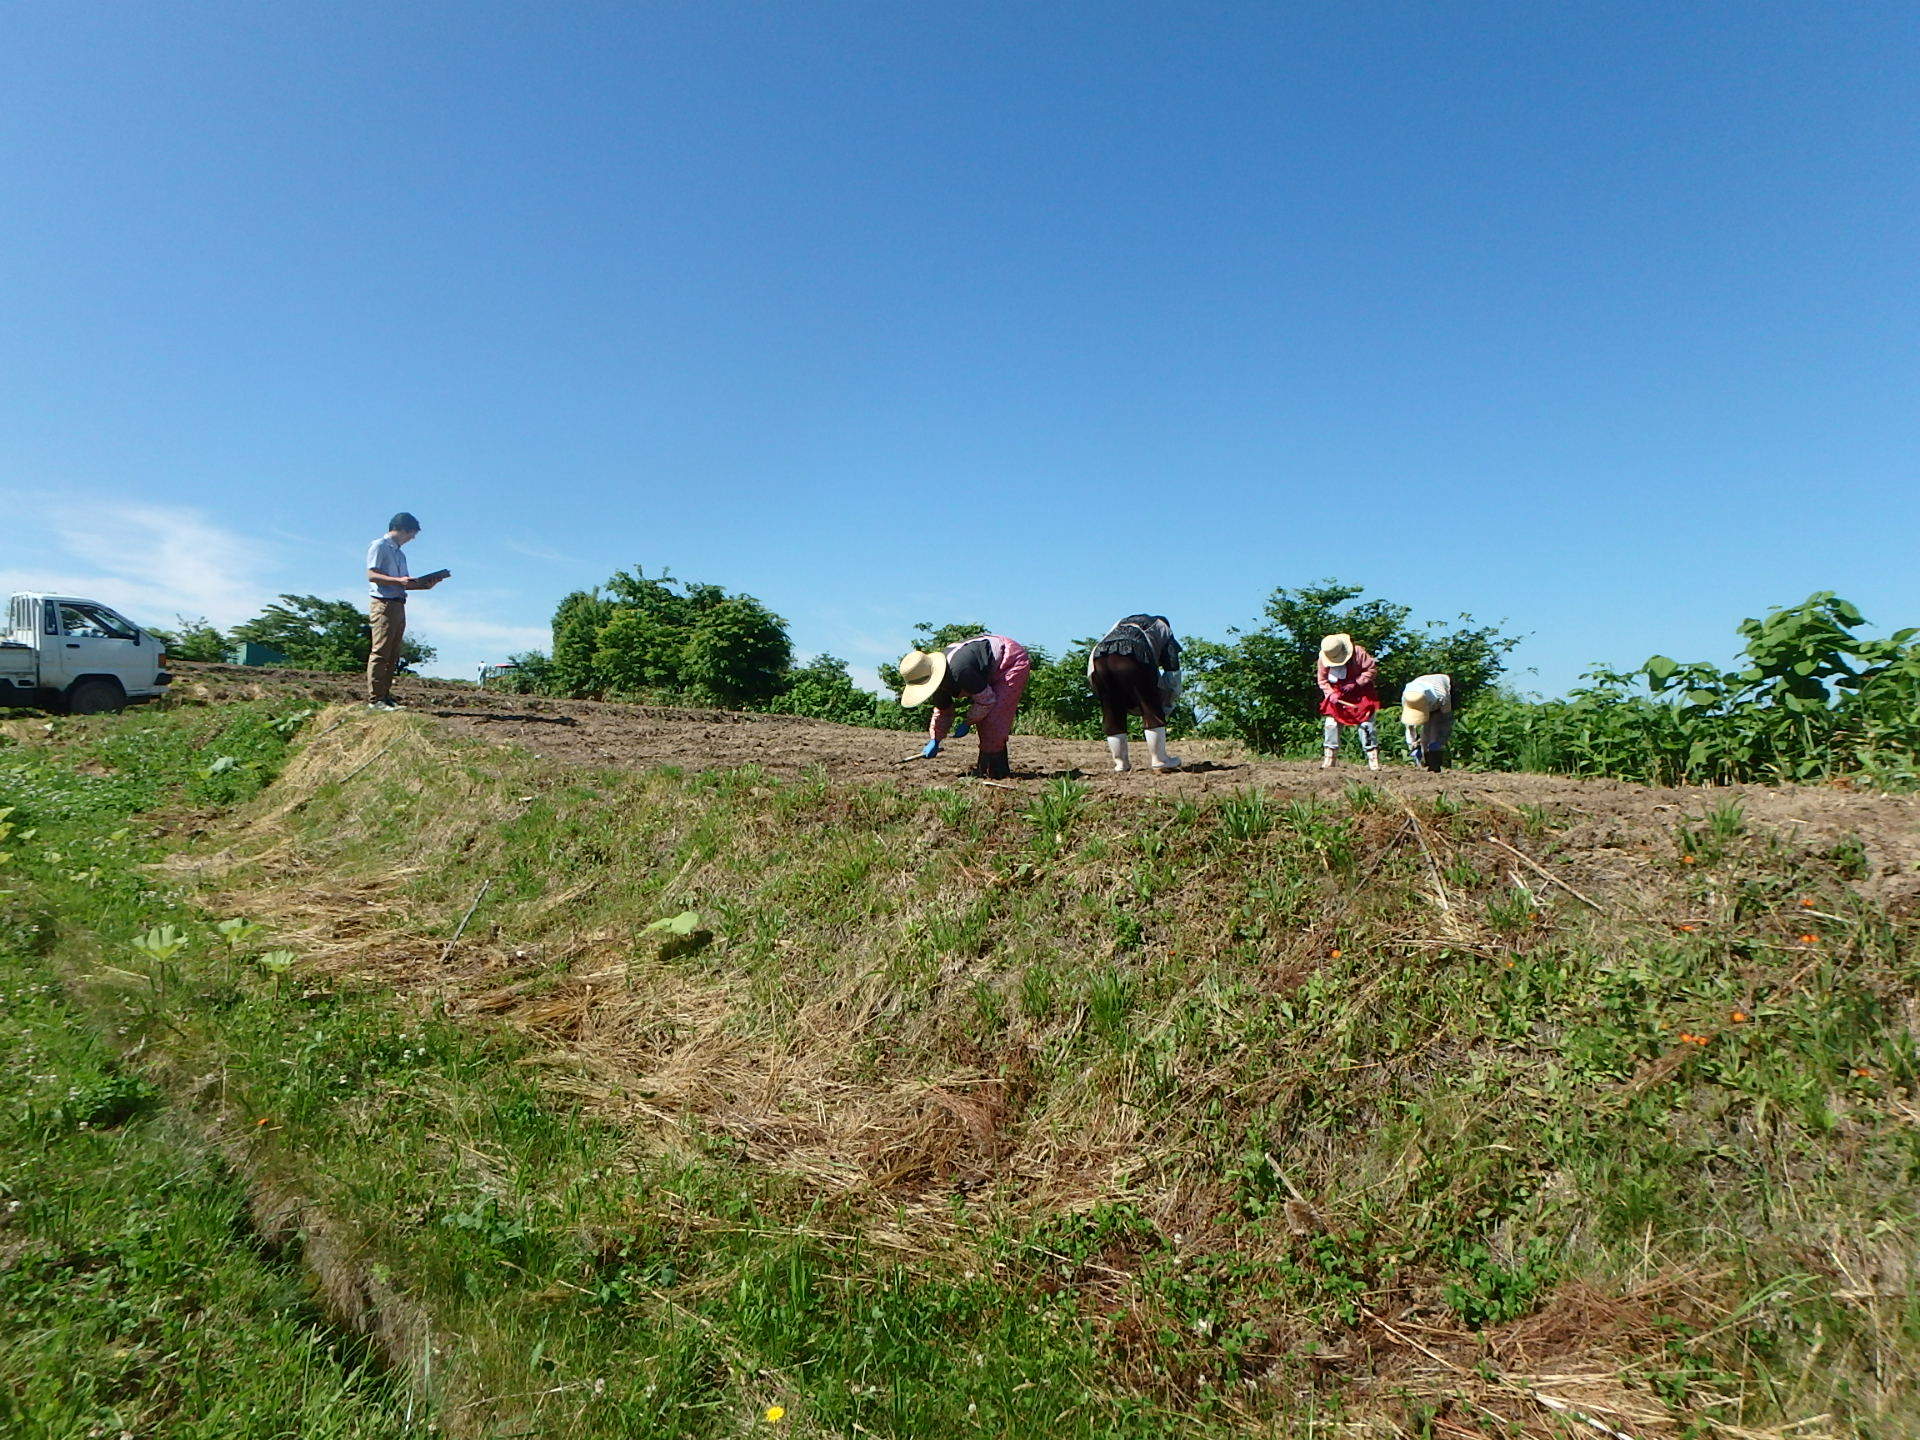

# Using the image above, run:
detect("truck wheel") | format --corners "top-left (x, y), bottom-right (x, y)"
top-left (65, 678), bottom-right (126, 715)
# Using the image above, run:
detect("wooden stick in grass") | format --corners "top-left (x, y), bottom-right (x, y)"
top-left (1399, 804), bottom-right (1453, 916)
top-left (337, 743), bottom-right (396, 787)
top-left (439, 878), bottom-right (494, 963)
top-left (1485, 832), bottom-right (1604, 912)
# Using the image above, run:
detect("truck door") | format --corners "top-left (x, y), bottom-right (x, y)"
top-left (48, 601), bottom-right (144, 693)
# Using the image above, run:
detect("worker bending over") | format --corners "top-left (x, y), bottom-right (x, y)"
top-left (1401, 673), bottom-right (1454, 772)
top-left (898, 634), bottom-right (1032, 780)
top-left (1317, 632), bottom-right (1381, 770)
top-left (1086, 614), bottom-right (1183, 772)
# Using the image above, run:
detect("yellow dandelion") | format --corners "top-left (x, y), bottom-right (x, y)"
top-left (765, 1406), bottom-right (786, 1424)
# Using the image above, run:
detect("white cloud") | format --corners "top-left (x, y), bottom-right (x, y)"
top-left (0, 496), bottom-right (278, 629)
top-left (407, 604), bottom-right (549, 662)
top-left (503, 539), bottom-right (576, 564)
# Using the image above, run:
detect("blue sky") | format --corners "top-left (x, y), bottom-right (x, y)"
top-left (3, 2), bottom-right (1914, 695)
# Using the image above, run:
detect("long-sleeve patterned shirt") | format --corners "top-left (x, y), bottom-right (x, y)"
top-left (1316, 644), bottom-right (1378, 703)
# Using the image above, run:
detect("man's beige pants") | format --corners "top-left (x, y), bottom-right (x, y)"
top-left (367, 598), bottom-right (406, 702)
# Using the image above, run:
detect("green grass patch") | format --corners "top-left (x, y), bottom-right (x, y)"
top-left (0, 916), bottom-right (411, 1438)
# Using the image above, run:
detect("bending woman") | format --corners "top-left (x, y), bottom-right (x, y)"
top-left (1316, 632), bottom-right (1381, 770)
top-left (1086, 614), bottom-right (1183, 772)
top-left (898, 634), bottom-right (1033, 780)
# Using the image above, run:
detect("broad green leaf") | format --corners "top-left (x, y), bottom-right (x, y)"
top-left (131, 924), bottom-right (190, 962)
top-left (645, 911), bottom-right (701, 936)
top-left (1683, 689), bottom-right (1722, 708)
top-left (1643, 655), bottom-right (1679, 683)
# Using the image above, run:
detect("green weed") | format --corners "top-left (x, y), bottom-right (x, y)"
top-left (1216, 787), bottom-right (1271, 842)
top-left (1025, 776), bottom-right (1089, 851)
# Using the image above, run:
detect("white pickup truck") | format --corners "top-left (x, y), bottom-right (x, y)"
top-left (1, 593), bottom-right (173, 714)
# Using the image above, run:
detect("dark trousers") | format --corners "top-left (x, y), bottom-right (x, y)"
top-left (1089, 653), bottom-right (1167, 735)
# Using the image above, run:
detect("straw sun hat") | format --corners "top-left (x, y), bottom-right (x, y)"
top-left (1318, 633), bottom-right (1354, 667)
top-left (897, 648), bottom-right (948, 708)
top-left (1402, 680), bottom-right (1438, 726)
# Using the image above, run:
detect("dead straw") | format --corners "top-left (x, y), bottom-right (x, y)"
top-left (1361, 1304), bottom-right (1649, 1440)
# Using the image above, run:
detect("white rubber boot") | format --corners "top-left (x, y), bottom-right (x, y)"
top-left (1366, 749), bottom-right (1381, 771)
top-left (1321, 747), bottom-right (1336, 769)
top-left (1106, 734), bottom-right (1131, 772)
top-left (1145, 727), bottom-right (1181, 771)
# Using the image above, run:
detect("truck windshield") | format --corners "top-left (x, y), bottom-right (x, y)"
top-left (58, 603), bottom-right (137, 641)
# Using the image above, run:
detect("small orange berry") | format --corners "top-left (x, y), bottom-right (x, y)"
top-left (1731, 1011), bottom-right (1749, 1024)
top-left (1330, 948), bottom-right (1342, 959)
top-left (1681, 855), bottom-right (1696, 864)
top-left (1853, 1067), bottom-right (1873, 1079)
top-left (256, 1117), bottom-right (270, 1126)
top-left (1799, 897), bottom-right (1816, 908)
top-left (1799, 933), bottom-right (1818, 945)
top-left (1678, 924), bottom-right (1697, 933)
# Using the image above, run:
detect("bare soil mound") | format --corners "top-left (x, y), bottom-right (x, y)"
top-left (169, 661), bottom-right (1920, 905)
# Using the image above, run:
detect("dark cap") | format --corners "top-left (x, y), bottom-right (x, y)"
top-left (388, 512), bottom-right (421, 533)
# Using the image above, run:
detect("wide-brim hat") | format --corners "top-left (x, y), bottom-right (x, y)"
top-left (898, 648), bottom-right (948, 707)
top-left (1402, 680), bottom-right (1436, 725)
top-left (1319, 633), bottom-right (1354, 667)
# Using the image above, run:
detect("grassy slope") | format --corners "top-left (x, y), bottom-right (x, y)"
top-left (0, 708), bottom-right (414, 1440)
top-left (3, 700), bottom-right (1917, 1438)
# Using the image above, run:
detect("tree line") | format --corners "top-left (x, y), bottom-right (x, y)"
top-left (156, 597), bottom-right (436, 673)
top-left (161, 575), bottom-right (1917, 788)
top-left (495, 569), bottom-right (1918, 787)
top-left (494, 571), bottom-right (1522, 746)
top-left (1456, 593), bottom-right (1920, 788)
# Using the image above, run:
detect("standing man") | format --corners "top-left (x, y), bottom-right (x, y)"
top-left (365, 512), bottom-right (446, 710)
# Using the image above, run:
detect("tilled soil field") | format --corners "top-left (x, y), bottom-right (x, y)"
top-left (163, 662), bottom-right (1920, 904)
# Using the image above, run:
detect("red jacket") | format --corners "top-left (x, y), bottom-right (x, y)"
top-left (1317, 645), bottom-right (1380, 724)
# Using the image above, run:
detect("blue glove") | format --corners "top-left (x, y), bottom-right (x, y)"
top-left (952, 717), bottom-right (970, 738)
top-left (922, 738), bottom-right (941, 758)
